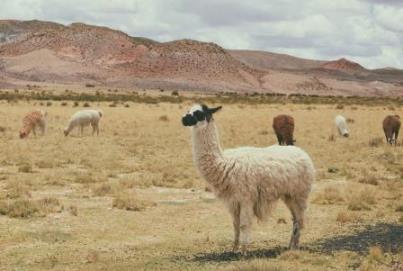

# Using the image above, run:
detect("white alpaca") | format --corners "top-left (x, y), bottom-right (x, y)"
top-left (64, 109), bottom-right (102, 136)
top-left (335, 115), bottom-right (349, 137)
top-left (182, 104), bottom-right (315, 252)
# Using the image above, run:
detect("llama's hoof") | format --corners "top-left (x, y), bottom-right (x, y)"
top-left (232, 244), bottom-right (239, 252)
top-left (288, 243), bottom-right (299, 250)
top-left (241, 245), bottom-right (248, 256)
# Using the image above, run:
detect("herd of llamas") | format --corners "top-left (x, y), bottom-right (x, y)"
top-left (14, 104), bottom-right (402, 253)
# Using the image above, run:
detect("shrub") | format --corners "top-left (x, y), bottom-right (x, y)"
top-left (336, 211), bottom-right (362, 223)
top-left (68, 205), bottom-right (78, 216)
top-left (85, 83), bottom-right (95, 88)
top-left (312, 187), bottom-right (344, 205)
top-left (92, 183), bottom-right (114, 197)
top-left (159, 115), bottom-right (169, 122)
top-left (0, 199), bottom-right (39, 218)
top-left (0, 197), bottom-right (62, 218)
top-left (358, 174), bottom-right (379, 186)
top-left (336, 104), bottom-right (344, 109)
top-left (395, 205), bottom-right (403, 212)
top-left (346, 118), bottom-right (355, 123)
top-left (18, 163), bottom-right (33, 173)
top-left (83, 102), bottom-right (91, 107)
top-left (112, 193), bottom-right (155, 211)
top-left (369, 137), bottom-right (383, 147)
top-left (171, 90), bottom-right (179, 96)
top-left (348, 189), bottom-right (376, 211)
top-left (35, 160), bottom-right (54, 169)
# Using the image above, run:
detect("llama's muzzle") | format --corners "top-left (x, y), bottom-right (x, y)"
top-left (182, 114), bottom-right (197, 126)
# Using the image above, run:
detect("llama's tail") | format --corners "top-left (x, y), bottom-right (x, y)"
top-left (253, 185), bottom-right (276, 222)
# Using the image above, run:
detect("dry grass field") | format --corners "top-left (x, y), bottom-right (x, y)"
top-left (0, 94), bottom-right (402, 270)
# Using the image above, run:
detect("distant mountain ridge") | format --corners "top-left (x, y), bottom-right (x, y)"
top-left (0, 19), bottom-right (402, 97)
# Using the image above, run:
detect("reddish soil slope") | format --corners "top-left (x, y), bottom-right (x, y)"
top-left (1, 20), bottom-right (402, 96)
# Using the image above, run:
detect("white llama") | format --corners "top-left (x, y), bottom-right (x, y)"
top-left (64, 109), bottom-right (102, 136)
top-left (182, 104), bottom-right (315, 252)
top-left (335, 115), bottom-right (349, 137)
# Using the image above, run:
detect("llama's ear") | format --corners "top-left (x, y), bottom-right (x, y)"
top-left (207, 106), bottom-right (222, 114)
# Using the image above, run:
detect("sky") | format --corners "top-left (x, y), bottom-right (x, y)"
top-left (1, 0), bottom-right (403, 69)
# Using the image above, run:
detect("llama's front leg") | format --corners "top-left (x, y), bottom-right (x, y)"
top-left (394, 129), bottom-right (399, 146)
top-left (39, 122), bottom-right (46, 136)
top-left (239, 204), bottom-right (253, 254)
top-left (80, 125), bottom-right (84, 136)
top-left (230, 203), bottom-right (240, 252)
top-left (32, 125), bottom-right (36, 136)
top-left (41, 120), bottom-right (46, 135)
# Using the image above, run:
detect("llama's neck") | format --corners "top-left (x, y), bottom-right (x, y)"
top-left (21, 123), bottom-right (34, 135)
top-left (191, 120), bottom-right (226, 187)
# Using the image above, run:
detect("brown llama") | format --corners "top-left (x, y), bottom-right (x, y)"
top-left (272, 114), bottom-right (295, 145)
top-left (19, 110), bottom-right (47, 139)
top-left (383, 115), bottom-right (401, 145)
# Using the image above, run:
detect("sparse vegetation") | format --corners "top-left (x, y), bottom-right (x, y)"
top-left (18, 163), bottom-right (33, 173)
top-left (312, 187), bottom-right (344, 205)
top-left (0, 98), bottom-right (402, 270)
top-left (348, 189), bottom-right (376, 211)
top-left (112, 193), bottom-right (155, 211)
top-left (369, 137), bottom-right (383, 147)
top-left (0, 197), bottom-right (61, 218)
top-left (159, 115), bottom-right (169, 121)
top-left (336, 211), bottom-right (362, 223)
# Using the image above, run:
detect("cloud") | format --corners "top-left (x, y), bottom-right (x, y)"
top-left (0, 0), bottom-right (402, 68)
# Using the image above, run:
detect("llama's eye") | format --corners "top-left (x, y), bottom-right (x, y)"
top-left (194, 110), bottom-right (205, 121)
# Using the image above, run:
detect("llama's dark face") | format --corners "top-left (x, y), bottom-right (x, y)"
top-left (182, 104), bottom-right (222, 128)
top-left (19, 131), bottom-right (27, 139)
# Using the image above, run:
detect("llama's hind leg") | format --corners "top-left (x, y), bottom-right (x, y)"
top-left (395, 128), bottom-right (400, 146)
top-left (229, 202), bottom-right (240, 252)
top-left (91, 123), bottom-right (96, 136)
top-left (276, 134), bottom-right (283, 145)
top-left (284, 197), bottom-right (306, 249)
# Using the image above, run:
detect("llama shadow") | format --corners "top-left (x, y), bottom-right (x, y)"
top-left (311, 223), bottom-right (403, 254)
top-left (192, 246), bottom-right (286, 263)
top-left (191, 223), bottom-right (403, 263)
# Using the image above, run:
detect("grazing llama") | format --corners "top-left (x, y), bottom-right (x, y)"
top-left (272, 114), bottom-right (295, 145)
top-left (19, 110), bottom-right (47, 139)
top-left (182, 104), bottom-right (315, 252)
top-left (335, 115), bottom-right (349, 137)
top-left (64, 109), bottom-right (102, 136)
top-left (383, 115), bottom-right (401, 145)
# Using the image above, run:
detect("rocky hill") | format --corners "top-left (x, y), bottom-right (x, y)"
top-left (0, 20), bottom-right (402, 96)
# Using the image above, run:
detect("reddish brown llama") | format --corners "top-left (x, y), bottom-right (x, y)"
top-left (383, 115), bottom-right (401, 145)
top-left (272, 114), bottom-right (295, 145)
